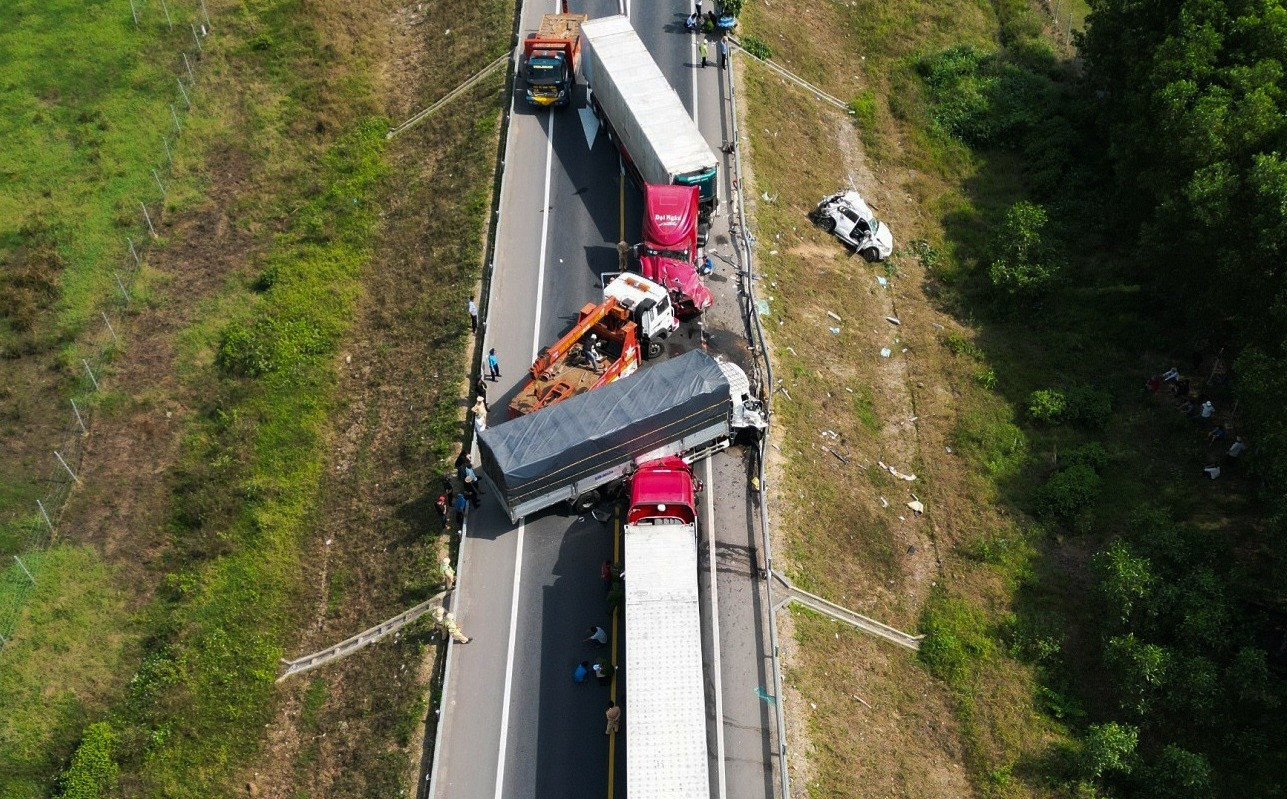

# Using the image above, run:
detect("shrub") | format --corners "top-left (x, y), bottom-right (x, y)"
top-left (740, 34), bottom-right (772, 60)
top-left (1062, 441), bottom-right (1108, 473)
top-left (848, 89), bottom-right (877, 128)
top-left (1144, 746), bottom-right (1214, 799)
top-left (57, 722), bottom-right (118, 799)
top-left (1027, 388), bottom-right (1067, 424)
top-left (989, 201), bottom-right (1061, 298)
top-left (1034, 464), bottom-right (1100, 521)
top-left (1064, 385), bottom-right (1113, 429)
top-left (1079, 721), bottom-right (1138, 780)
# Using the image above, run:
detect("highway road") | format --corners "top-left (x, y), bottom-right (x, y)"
top-left (428, 1), bottom-right (778, 797)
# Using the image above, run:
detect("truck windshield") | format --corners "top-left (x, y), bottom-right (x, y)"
top-left (526, 59), bottom-right (563, 85)
top-left (642, 244), bottom-right (689, 261)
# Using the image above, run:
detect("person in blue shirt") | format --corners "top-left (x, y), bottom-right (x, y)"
top-left (452, 492), bottom-right (468, 527)
top-left (573, 660), bottom-right (590, 683)
top-left (487, 348), bottom-right (501, 381)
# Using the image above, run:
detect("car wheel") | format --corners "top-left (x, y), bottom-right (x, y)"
top-left (861, 247), bottom-right (881, 263)
top-left (819, 216), bottom-right (836, 234)
top-left (645, 340), bottom-right (663, 360)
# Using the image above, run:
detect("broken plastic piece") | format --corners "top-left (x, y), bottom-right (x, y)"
top-left (886, 316), bottom-right (901, 325)
top-left (827, 311), bottom-right (843, 322)
top-left (880, 347), bottom-right (892, 358)
top-left (829, 327), bottom-right (841, 335)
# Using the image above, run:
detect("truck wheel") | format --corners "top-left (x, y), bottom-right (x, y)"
top-left (572, 489), bottom-right (602, 513)
top-left (645, 340), bottom-right (663, 360)
top-left (819, 216), bottom-right (836, 233)
top-left (861, 247), bottom-right (881, 263)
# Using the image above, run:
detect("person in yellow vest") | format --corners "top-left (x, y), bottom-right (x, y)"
top-left (433, 606), bottom-right (470, 644)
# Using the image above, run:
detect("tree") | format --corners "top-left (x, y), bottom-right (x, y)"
top-left (988, 201), bottom-right (1061, 298)
top-left (1104, 634), bottom-right (1172, 716)
top-left (1080, 721), bottom-right (1139, 780)
top-left (1092, 539), bottom-right (1156, 628)
top-left (1143, 745), bottom-right (1214, 799)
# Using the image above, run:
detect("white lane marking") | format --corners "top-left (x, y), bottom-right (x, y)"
top-left (495, 24), bottom-right (558, 794)
top-left (427, 516), bottom-right (469, 796)
top-left (691, 25), bottom-right (699, 122)
top-left (704, 456), bottom-right (728, 799)
top-left (493, 520), bottom-right (527, 799)
top-left (531, 111), bottom-right (555, 359)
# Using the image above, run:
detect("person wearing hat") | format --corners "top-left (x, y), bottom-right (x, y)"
top-left (435, 495), bottom-right (449, 528)
top-left (440, 557), bottom-right (456, 590)
top-left (433, 606), bottom-right (470, 643)
top-left (585, 334), bottom-right (603, 373)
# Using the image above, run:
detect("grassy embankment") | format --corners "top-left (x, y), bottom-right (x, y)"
top-left (0, 0), bottom-right (503, 794)
top-left (739, 0), bottom-right (1082, 796)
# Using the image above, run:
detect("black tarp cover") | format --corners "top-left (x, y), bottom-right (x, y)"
top-left (478, 349), bottom-right (729, 511)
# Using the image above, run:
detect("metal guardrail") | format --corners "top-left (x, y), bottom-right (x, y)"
top-left (730, 40), bottom-right (850, 111)
top-left (721, 48), bottom-right (793, 799)
top-left (387, 54), bottom-right (510, 140)
top-left (773, 574), bottom-right (923, 651)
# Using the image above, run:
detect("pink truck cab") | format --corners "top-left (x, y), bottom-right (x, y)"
top-left (627, 455), bottom-right (699, 525)
top-left (638, 184), bottom-right (714, 320)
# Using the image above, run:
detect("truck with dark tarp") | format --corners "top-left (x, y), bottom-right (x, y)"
top-left (477, 349), bottom-right (764, 523)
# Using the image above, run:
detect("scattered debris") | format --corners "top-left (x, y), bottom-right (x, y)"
top-left (885, 316), bottom-right (901, 325)
top-left (876, 276), bottom-right (888, 287)
top-left (820, 430), bottom-right (839, 439)
top-left (931, 322), bottom-right (944, 330)
top-left (907, 494), bottom-right (925, 515)
top-left (755, 299), bottom-right (771, 316)
top-left (829, 326), bottom-right (841, 335)
top-left (785, 346), bottom-right (797, 356)
top-left (822, 446), bottom-right (848, 465)
top-left (826, 311), bottom-right (843, 323)
top-left (879, 496), bottom-right (889, 508)
top-left (907, 545), bottom-right (916, 554)
top-left (878, 461), bottom-right (917, 481)
top-left (945, 446), bottom-right (953, 454)
top-left (880, 347), bottom-right (892, 358)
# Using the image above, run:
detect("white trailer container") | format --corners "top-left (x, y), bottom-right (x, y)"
top-left (580, 15), bottom-right (720, 220)
top-left (623, 519), bottom-right (710, 799)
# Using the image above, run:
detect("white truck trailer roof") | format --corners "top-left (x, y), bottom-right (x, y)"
top-left (580, 15), bottom-right (718, 184)
top-left (623, 521), bottom-right (711, 799)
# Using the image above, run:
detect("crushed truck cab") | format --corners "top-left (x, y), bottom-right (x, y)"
top-left (638, 184), bottom-right (714, 320)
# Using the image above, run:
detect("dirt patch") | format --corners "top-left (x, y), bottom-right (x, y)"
top-left (56, 143), bottom-right (260, 596)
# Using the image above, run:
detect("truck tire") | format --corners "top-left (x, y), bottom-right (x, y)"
top-left (819, 216), bottom-right (836, 233)
top-left (572, 489), bottom-right (602, 513)
top-left (644, 339), bottom-right (663, 360)
top-left (860, 247), bottom-right (881, 263)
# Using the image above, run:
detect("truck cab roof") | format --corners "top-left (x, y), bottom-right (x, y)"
top-left (628, 456), bottom-right (697, 524)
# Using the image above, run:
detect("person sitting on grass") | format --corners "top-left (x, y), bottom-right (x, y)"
top-left (1207, 424), bottom-right (1227, 444)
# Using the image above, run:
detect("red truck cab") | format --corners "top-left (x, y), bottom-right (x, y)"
top-left (627, 455), bottom-right (698, 525)
top-left (639, 184), bottom-right (714, 320)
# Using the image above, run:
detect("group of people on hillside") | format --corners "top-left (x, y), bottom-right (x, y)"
top-left (1146, 358), bottom-right (1248, 480)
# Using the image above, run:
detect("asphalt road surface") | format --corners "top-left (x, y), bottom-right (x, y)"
top-left (429, 1), bottom-right (778, 797)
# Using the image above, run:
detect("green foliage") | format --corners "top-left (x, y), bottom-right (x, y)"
top-left (1104, 633), bottom-right (1172, 716)
top-left (1027, 388), bottom-right (1067, 424)
top-left (918, 590), bottom-right (994, 685)
top-left (952, 401), bottom-right (1027, 478)
top-left (1062, 442), bottom-right (1108, 473)
top-left (943, 331), bottom-right (984, 360)
top-left (1079, 721), bottom-right (1138, 780)
top-left (718, 0), bottom-right (745, 17)
top-left (1091, 539), bottom-right (1155, 627)
top-left (1143, 745), bottom-right (1213, 799)
top-left (740, 34), bottom-right (772, 60)
top-left (1063, 386), bottom-right (1113, 430)
top-left (1033, 464), bottom-right (1101, 523)
top-left (988, 201), bottom-right (1061, 299)
top-left (57, 722), bottom-right (118, 799)
top-left (848, 89), bottom-right (878, 128)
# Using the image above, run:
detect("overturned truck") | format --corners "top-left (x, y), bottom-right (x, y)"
top-left (477, 349), bottom-right (764, 523)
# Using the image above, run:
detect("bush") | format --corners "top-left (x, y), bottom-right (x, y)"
top-left (1064, 385), bottom-right (1113, 429)
top-left (989, 201), bottom-right (1061, 298)
top-left (57, 722), bottom-right (118, 799)
top-left (1079, 721), bottom-right (1138, 780)
top-left (1062, 442), bottom-right (1108, 473)
top-left (1027, 388), bottom-right (1067, 424)
top-left (1034, 464), bottom-right (1101, 521)
top-left (740, 34), bottom-right (772, 60)
top-left (848, 89), bottom-right (877, 128)
top-left (1143, 746), bottom-right (1214, 799)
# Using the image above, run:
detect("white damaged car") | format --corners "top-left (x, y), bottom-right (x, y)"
top-left (810, 190), bottom-right (894, 262)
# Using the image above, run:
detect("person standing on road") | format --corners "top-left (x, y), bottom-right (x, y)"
top-left (600, 560), bottom-right (614, 591)
top-left (487, 348), bottom-right (501, 381)
top-left (434, 606), bottom-right (471, 643)
top-left (584, 625), bottom-right (608, 647)
top-left (604, 701), bottom-right (621, 735)
top-left (468, 295), bottom-right (478, 333)
top-left (718, 37), bottom-right (729, 69)
top-left (699, 39), bottom-right (709, 68)
top-left (472, 397), bottom-right (488, 434)
top-left (440, 557), bottom-right (456, 591)
top-left (574, 660), bottom-right (591, 683)
top-left (453, 491), bottom-right (469, 528)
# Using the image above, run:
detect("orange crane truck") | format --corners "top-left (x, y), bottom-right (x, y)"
top-left (508, 274), bottom-right (678, 418)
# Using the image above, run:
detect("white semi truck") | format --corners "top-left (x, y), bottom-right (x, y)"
top-left (622, 456), bottom-right (710, 799)
top-left (580, 15), bottom-right (720, 225)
